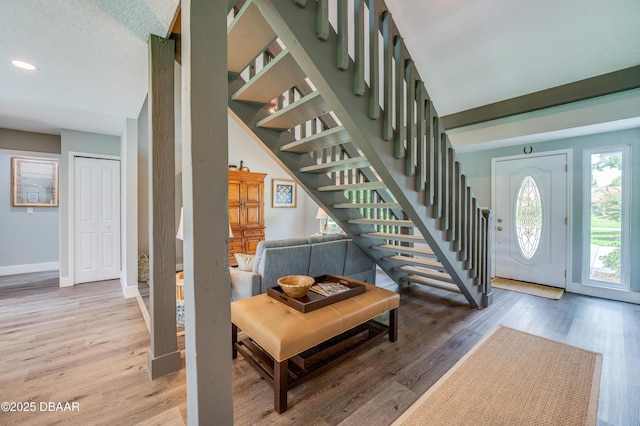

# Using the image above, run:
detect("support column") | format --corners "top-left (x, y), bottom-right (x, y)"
top-left (147, 34), bottom-right (181, 379)
top-left (182, 0), bottom-right (233, 424)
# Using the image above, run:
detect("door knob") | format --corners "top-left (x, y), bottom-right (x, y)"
top-left (497, 226), bottom-right (503, 231)
top-left (497, 218), bottom-right (503, 223)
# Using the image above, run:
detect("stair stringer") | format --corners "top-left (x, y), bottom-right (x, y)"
top-left (227, 94), bottom-right (411, 290)
top-left (253, 0), bottom-right (482, 307)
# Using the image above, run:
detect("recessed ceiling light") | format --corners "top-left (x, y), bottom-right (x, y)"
top-left (11, 60), bottom-right (38, 71)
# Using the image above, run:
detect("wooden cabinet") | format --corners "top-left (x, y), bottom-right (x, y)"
top-left (228, 171), bottom-right (266, 266)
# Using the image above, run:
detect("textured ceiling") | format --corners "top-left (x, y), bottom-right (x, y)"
top-left (0, 0), bottom-right (179, 136)
top-left (0, 0), bottom-right (638, 139)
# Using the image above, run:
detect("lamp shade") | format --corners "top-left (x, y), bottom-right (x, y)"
top-left (178, 208), bottom-right (234, 239)
top-left (315, 207), bottom-right (329, 220)
top-left (176, 208), bottom-right (184, 240)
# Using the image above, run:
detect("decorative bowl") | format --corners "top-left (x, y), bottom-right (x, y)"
top-left (277, 275), bottom-right (315, 298)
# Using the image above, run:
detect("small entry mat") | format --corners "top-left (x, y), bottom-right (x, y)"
top-left (492, 277), bottom-right (564, 300)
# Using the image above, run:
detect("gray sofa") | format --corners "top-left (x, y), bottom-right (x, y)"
top-left (230, 234), bottom-right (376, 301)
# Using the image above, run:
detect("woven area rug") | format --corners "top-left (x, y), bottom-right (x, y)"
top-left (393, 326), bottom-right (602, 426)
top-left (492, 277), bottom-right (564, 299)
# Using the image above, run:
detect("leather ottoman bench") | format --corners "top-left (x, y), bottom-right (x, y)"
top-left (231, 281), bottom-right (400, 413)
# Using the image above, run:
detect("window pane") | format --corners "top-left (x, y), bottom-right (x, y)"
top-left (515, 176), bottom-right (543, 259)
top-left (589, 151), bottom-right (622, 284)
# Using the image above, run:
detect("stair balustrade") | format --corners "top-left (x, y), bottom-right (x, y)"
top-left (226, 0), bottom-right (493, 306)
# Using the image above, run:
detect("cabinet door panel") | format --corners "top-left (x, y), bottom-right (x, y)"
top-left (245, 205), bottom-right (262, 228)
top-left (228, 179), bottom-right (242, 227)
top-left (245, 237), bottom-right (262, 254)
top-left (245, 181), bottom-right (262, 204)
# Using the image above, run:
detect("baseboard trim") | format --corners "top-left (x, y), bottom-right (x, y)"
top-left (121, 281), bottom-right (140, 298)
top-left (0, 262), bottom-right (59, 277)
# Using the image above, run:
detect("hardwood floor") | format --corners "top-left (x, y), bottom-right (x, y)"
top-left (1, 271), bottom-right (638, 425)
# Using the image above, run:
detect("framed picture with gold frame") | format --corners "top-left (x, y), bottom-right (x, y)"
top-left (272, 178), bottom-right (296, 208)
top-left (11, 156), bottom-right (60, 207)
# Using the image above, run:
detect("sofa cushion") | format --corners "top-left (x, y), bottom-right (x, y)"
top-left (344, 240), bottom-right (375, 282)
top-left (259, 244), bottom-right (312, 292)
top-left (234, 253), bottom-right (255, 271)
top-left (308, 240), bottom-right (347, 277)
top-left (253, 237), bottom-right (308, 273)
top-left (308, 233), bottom-right (346, 244)
top-left (230, 268), bottom-right (261, 301)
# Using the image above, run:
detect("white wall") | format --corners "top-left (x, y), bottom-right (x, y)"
top-left (227, 115), bottom-right (316, 241)
top-left (172, 115), bottom-right (319, 264)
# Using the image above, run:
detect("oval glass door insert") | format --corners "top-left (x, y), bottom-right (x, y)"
top-left (515, 176), bottom-right (542, 259)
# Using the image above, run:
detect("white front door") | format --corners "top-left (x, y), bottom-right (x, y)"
top-left (493, 153), bottom-right (568, 288)
top-left (74, 157), bottom-right (121, 284)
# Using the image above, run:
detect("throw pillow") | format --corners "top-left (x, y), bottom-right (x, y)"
top-left (234, 253), bottom-right (255, 272)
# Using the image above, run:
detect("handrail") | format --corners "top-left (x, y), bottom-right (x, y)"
top-left (294, 0), bottom-right (493, 298)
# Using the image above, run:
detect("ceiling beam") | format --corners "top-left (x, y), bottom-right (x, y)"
top-left (442, 65), bottom-right (640, 130)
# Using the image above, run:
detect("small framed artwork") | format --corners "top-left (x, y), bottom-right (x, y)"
top-left (272, 178), bottom-right (296, 208)
top-left (12, 156), bottom-right (60, 207)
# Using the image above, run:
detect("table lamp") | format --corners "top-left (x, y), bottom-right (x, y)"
top-left (315, 207), bottom-right (329, 234)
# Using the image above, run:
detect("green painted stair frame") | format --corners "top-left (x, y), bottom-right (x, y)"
top-left (227, 0), bottom-right (493, 307)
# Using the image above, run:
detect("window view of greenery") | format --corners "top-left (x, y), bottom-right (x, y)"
top-left (589, 151), bottom-right (622, 284)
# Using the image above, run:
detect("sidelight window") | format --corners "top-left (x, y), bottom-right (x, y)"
top-left (584, 146), bottom-right (630, 288)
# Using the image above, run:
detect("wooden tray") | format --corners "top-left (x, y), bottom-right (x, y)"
top-left (267, 275), bottom-right (366, 313)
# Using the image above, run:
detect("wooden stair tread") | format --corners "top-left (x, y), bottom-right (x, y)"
top-left (300, 156), bottom-right (370, 174)
top-left (333, 203), bottom-right (401, 209)
top-left (256, 92), bottom-right (330, 129)
top-left (401, 275), bottom-right (461, 293)
top-left (374, 244), bottom-right (435, 257)
top-left (386, 255), bottom-right (443, 269)
top-left (318, 181), bottom-right (387, 192)
top-left (228, 2), bottom-right (276, 74)
top-left (232, 50), bottom-right (306, 103)
top-left (361, 232), bottom-right (425, 243)
top-left (280, 126), bottom-right (352, 153)
top-left (348, 219), bottom-right (414, 227)
top-left (396, 265), bottom-right (454, 283)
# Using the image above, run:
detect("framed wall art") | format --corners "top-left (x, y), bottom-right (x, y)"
top-left (272, 178), bottom-right (296, 208)
top-left (12, 156), bottom-right (60, 207)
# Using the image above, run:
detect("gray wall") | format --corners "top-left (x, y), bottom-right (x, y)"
top-left (0, 129), bottom-right (61, 273)
top-left (458, 127), bottom-right (640, 292)
top-left (138, 96), bottom-right (150, 255)
top-left (59, 129), bottom-right (120, 284)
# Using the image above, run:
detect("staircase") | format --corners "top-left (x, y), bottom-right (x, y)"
top-left (226, 0), bottom-right (493, 307)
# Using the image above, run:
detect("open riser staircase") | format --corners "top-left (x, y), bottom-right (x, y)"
top-left (226, 0), bottom-right (493, 307)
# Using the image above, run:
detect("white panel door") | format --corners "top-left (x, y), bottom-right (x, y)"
top-left (74, 157), bottom-right (121, 284)
top-left (494, 153), bottom-right (567, 288)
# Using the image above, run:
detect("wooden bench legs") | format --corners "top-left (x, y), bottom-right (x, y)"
top-left (389, 307), bottom-right (398, 342)
top-left (274, 360), bottom-right (288, 414)
top-left (232, 307), bottom-right (399, 414)
top-left (232, 323), bottom-right (238, 359)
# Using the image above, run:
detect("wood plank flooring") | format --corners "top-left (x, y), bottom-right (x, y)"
top-left (1, 271), bottom-right (638, 425)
